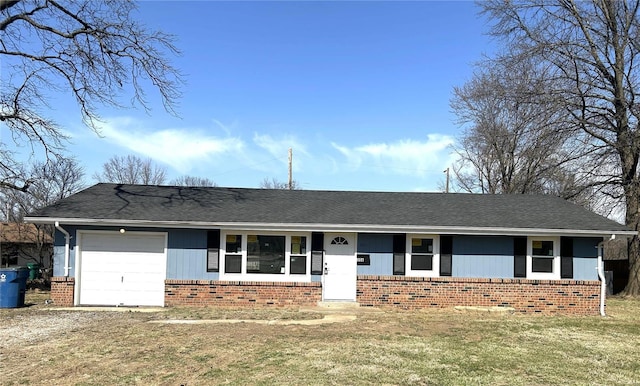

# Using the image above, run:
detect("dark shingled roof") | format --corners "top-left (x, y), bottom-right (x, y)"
top-left (26, 183), bottom-right (631, 234)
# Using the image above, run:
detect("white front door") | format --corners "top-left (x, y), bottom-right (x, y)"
top-left (78, 232), bottom-right (167, 306)
top-left (322, 233), bottom-right (357, 301)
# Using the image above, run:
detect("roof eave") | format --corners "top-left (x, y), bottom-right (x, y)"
top-left (24, 216), bottom-right (637, 238)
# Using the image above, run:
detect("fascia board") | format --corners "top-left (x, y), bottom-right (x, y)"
top-left (24, 216), bottom-right (637, 238)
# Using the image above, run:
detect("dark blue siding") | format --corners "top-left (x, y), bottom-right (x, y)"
top-left (452, 236), bottom-right (514, 278)
top-left (573, 237), bottom-right (600, 280)
top-left (167, 229), bottom-right (219, 280)
top-left (357, 234), bottom-right (393, 275)
top-left (52, 226), bottom-right (220, 280)
top-left (453, 236), bottom-right (513, 256)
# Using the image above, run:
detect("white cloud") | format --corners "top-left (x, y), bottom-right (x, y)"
top-left (253, 133), bottom-right (309, 171)
top-left (96, 117), bottom-right (244, 173)
top-left (331, 134), bottom-right (455, 177)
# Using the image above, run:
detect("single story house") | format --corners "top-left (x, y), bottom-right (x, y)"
top-left (1, 222), bottom-right (53, 268)
top-left (25, 183), bottom-right (635, 315)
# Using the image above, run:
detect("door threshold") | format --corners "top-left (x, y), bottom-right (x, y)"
top-left (317, 301), bottom-right (360, 309)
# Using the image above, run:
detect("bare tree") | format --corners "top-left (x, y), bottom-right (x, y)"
top-left (0, 0), bottom-right (182, 192)
top-left (94, 155), bottom-right (167, 185)
top-left (259, 177), bottom-right (300, 190)
top-left (171, 176), bottom-right (217, 187)
top-left (450, 58), bottom-right (587, 198)
top-left (1, 157), bottom-right (85, 269)
top-left (480, 0), bottom-right (640, 295)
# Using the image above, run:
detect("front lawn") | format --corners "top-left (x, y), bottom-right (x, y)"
top-left (1, 293), bottom-right (638, 385)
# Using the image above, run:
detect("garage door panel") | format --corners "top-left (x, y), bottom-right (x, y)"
top-left (79, 232), bottom-right (167, 306)
top-left (82, 234), bottom-right (166, 254)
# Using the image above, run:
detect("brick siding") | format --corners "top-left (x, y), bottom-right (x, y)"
top-left (50, 276), bottom-right (75, 306)
top-left (357, 275), bottom-right (601, 315)
top-left (164, 280), bottom-right (322, 307)
top-left (49, 276), bottom-right (602, 314)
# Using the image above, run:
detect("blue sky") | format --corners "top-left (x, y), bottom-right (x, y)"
top-left (23, 1), bottom-right (495, 191)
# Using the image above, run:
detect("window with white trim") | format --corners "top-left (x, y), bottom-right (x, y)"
top-left (224, 235), bottom-right (242, 273)
top-left (290, 236), bottom-right (307, 274)
top-left (220, 232), bottom-right (311, 281)
top-left (527, 237), bottom-right (560, 280)
top-left (406, 234), bottom-right (440, 277)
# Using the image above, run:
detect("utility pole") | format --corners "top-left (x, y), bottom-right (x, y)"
top-left (288, 147), bottom-right (293, 190)
top-left (444, 168), bottom-right (450, 193)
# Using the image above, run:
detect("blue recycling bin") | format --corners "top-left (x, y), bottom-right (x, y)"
top-left (0, 267), bottom-right (29, 308)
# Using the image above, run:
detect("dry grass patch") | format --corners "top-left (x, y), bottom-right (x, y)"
top-left (1, 292), bottom-right (639, 385)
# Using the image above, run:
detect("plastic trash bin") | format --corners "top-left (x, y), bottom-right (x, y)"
top-left (26, 262), bottom-right (41, 280)
top-left (0, 267), bottom-right (29, 308)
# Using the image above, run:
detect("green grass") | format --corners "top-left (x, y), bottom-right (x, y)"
top-left (2, 293), bottom-right (640, 385)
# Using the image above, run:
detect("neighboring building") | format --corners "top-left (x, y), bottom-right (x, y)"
top-left (25, 184), bottom-right (635, 314)
top-left (0, 222), bottom-right (53, 268)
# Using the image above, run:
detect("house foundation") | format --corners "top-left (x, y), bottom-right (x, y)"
top-left (50, 275), bottom-right (601, 314)
top-left (357, 275), bottom-right (601, 315)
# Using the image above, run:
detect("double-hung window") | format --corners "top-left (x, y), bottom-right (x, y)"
top-left (528, 237), bottom-right (560, 279)
top-left (224, 235), bottom-right (242, 274)
top-left (406, 234), bottom-right (440, 277)
top-left (289, 236), bottom-right (307, 274)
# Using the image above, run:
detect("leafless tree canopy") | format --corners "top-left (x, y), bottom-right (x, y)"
top-left (451, 58), bottom-right (587, 197)
top-left (477, 0), bottom-right (640, 294)
top-left (171, 175), bottom-right (217, 187)
top-left (259, 177), bottom-right (300, 190)
top-left (1, 157), bottom-right (84, 268)
top-left (94, 155), bottom-right (167, 185)
top-left (0, 0), bottom-right (182, 191)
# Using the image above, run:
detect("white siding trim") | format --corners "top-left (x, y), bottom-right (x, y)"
top-left (527, 236), bottom-right (561, 280)
top-left (25, 217), bottom-right (637, 238)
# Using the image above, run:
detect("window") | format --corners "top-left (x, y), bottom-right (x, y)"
top-left (411, 238), bottom-right (434, 270)
top-left (405, 234), bottom-right (439, 277)
top-left (247, 235), bottom-right (285, 274)
top-left (220, 232), bottom-right (311, 279)
top-left (225, 234), bottom-right (242, 273)
top-left (331, 236), bottom-right (349, 245)
top-left (290, 236), bottom-right (307, 274)
top-left (531, 240), bottom-right (554, 273)
top-left (527, 237), bottom-right (560, 279)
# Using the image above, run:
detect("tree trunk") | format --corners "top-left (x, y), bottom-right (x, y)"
top-left (621, 156), bottom-right (640, 296)
top-left (625, 235), bottom-right (640, 296)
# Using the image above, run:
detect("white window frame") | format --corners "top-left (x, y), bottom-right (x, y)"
top-left (405, 234), bottom-right (440, 278)
top-left (527, 236), bottom-right (561, 280)
top-left (219, 231), bottom-right (311, 282)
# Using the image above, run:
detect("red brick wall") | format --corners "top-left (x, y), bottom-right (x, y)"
top-left (49, 275), bottom-right (602, 314)
top-left (357, 275), bottom-right (601, 315)
top-left (50, 276), bottom-right (74, 306)
top-left (164, 280), bottom-right (322, 307)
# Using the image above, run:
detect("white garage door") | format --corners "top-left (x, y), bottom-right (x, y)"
top-left (79, 232), bottom-right (167, 306)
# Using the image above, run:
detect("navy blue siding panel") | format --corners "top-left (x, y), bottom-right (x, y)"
top-left (572, 238), bottom-right (600, 280)
top-left (452, 236), bottom-right (514, 278)
top-left (452, 236), bottom-right (513, 256)
top-left (357, 233), bottom-right (394, 253)
top-left (573, 257), bottom-right (598, 280)
top-left (167, 229), bottom-right (219, 280)
top-left (356, 234), bottom-right (395, 275)
top-left (55, 225), bottom-right (220, 280)
top-left (357, 253), bottom-right (393, 275)
top-left (573, 237), bottom-right (600, 258)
